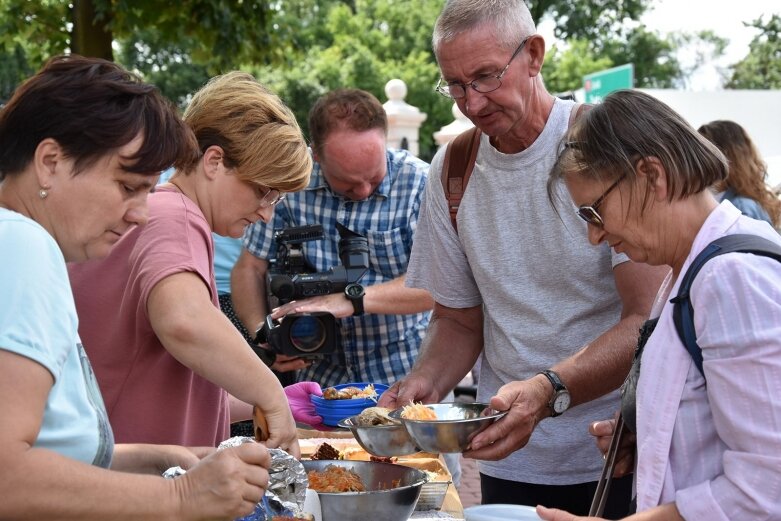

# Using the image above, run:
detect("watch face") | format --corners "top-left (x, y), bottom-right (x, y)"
top-left (346, 284), bottom-right (363, 298)
top-left (553, 392), bottom-right (571, 413)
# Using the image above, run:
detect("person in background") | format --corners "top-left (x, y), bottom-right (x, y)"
top-left (68, 72), bottom-right (311, 453)
top-left (697, 119), bottom-right (781, 227)
top-left (538, 89), bottom-right (781, 521)
top-left (0, 54), bottom-right (271, 521)
top-left (379, 0), bottom-right (668, 516)
top-left (232, 89), bottom-right (433, 388)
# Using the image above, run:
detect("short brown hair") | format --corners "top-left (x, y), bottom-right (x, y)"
top-left (180, 71), bottom-right (311, 192)
top-left (308, 89), bottom-right (387, 158)
top-left (549, 90), bottom-right (728, 214)
top-left (0, 54), bottom-right (198, 180)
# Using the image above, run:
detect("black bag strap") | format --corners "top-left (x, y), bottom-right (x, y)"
top-left (670, 234), bottom-right (781, 379)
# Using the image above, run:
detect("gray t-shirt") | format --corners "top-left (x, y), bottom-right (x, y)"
top-left (407, 98), bottom-right (629, 485)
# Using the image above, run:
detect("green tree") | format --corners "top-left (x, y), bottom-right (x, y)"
top-left (529, 0), bottom-right (649, 48)
top-left (0, 0), bottom-right (693, 159)
top-left (543, 39), bottom-right (614, 94)
top-left (249, 0), bottom-right (449, 161)
top-left (0, 0), bottom-right (276, 66)
top-left (727, 15), bottom-right (781, 89)
top-left (0, 43), bottom-right (33, 103)
top-left (603, 27), bottom-right (684, 88)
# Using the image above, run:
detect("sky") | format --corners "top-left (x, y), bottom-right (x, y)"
top-left (539, 0), bottom-right (781, 90)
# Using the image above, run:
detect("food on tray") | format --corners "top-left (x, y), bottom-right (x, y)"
top-left (310, 442), bottom-right (342, 461)
top-left (369, 455), bottom-right (396, 463)
top-left (307, 465), bottom-right (366, 493)
top-left (355, 406), bottom-right (395, 426)
top-left (401, 402), bottom-right (438, 421)
top-left (323, 384), bottom-right (377, 400)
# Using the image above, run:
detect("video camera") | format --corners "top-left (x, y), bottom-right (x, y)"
top-left (254, 223), bottom-right (369, 358)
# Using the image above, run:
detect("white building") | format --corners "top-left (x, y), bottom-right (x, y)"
top-left (640, 89), bottom-right (781, 189)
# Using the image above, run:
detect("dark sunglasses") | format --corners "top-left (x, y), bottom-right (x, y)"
top-left (576, 174), bottom-right (626, 227)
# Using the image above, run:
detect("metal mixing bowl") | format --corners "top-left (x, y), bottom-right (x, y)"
top-left (337, 416), bottom-right (421, 457)
top-left (390, 402), bottom-right (507, 453)
top-left (303, 460), bottom-right (428, 521)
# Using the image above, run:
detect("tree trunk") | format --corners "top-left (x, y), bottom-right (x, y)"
top-left (71, 0), bottom-right (113, 61)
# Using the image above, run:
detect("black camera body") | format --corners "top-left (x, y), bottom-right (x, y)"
top-left (256, 223), bottom-right (369, 358)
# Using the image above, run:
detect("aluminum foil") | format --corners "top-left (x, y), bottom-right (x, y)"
top-left (163, 436), bottom-right (312, 521)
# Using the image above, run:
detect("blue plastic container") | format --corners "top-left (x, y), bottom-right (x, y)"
top-left (311, 382), bottom-right (388, 426)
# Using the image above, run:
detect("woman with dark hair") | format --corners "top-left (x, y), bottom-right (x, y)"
top-left (0, 55), bottom-right (272, 520)
top-left (539, 90), bottom-right (781, 521)
top-left (698, 119), bottom-right (781, 227)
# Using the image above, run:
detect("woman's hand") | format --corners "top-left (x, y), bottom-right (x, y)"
top-left (590, 418), bottom-right (636, 477)
top-left (260, 402), bottom-right (301, 458)
top-left (174, 442), bottom-right (270, 520)
top-left (284, 381), bottom-right (323, 427)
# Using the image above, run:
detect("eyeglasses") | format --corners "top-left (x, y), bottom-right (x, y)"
top-left (257, 185), bottom-right (285, 208)
top-left (576, 174), bottom-right (626, 227)
top-left (435, 37), bottom-right (530, 99)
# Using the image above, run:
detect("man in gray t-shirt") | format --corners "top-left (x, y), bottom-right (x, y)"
top-left (378, 0), bottom-right (668, 516)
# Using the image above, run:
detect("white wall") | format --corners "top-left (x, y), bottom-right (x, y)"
top-left (639, 89), bottom-right (781, 188)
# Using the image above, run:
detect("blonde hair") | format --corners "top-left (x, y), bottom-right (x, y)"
top-left (181, 71), bottom-right (311, 192)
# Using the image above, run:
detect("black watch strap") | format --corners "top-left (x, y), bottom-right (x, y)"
top-left (537, 369), bottom-right (569, 417)
top-left (344, 283), bottom-right (365, 316)
top-left (539, 369), bottom-right (565, 391)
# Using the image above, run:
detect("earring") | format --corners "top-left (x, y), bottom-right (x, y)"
top-left (39, 189), bottom-right (48, 199)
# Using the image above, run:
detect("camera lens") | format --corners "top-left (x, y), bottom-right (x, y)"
top-left (288, 315), bottom-right (327, 353)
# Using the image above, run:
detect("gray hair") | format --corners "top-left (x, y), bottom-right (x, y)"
top-left (432, 0), bottom-right (536, 55)
top-left (549, 90), bottom-right (728, 214)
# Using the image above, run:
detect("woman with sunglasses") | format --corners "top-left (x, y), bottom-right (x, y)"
top-left (538, 89), bottom-right (781, 520)
top-left (68, 72), bottom-right (312, 455)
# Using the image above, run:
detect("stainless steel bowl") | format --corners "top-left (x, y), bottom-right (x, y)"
top-left (390, 402), bottom-right (507, 453)
top-left (303, 460), bottom-right (428, 521)
top-left (337, 416), bottom-right (421, 457)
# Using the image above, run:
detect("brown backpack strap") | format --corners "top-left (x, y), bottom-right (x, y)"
top-left (441, 127), bottom-right (482, 232)
top-left (569, 102), bottom-right (592, 127)
top-left (441, 102), bottom-right (589, 234)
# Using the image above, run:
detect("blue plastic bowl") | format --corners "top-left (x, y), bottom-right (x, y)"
top-left (312, 382), bottom-right (388, 426)
top-left (311, 383), bottom-right (388, 408)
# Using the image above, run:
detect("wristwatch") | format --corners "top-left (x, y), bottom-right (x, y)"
top-left (537, 369), bottom-right (571, 417)
top-left (344, 282), bottom-right (365, 316)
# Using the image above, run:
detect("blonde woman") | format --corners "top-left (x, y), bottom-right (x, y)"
top-left (69, 72), bottom-right (312, 454)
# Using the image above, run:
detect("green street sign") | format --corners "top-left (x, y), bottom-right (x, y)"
top-left (583, 64), bottom-right (634, 103)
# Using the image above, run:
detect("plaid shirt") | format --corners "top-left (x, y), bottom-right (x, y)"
top-left (243, 149), bottom-right (430, 387)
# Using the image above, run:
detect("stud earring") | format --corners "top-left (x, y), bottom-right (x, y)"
top-left (39, 189), bottom-right (49, 199)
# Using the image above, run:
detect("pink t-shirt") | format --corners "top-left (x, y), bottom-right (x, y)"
top-left (69, 188), bottom-right (230, 446)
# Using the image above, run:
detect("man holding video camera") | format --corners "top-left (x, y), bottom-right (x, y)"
top-left (231, 88), bottom-right (433, 389)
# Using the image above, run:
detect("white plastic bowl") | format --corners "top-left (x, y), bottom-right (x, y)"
top-left (464, 504), bottom-right (541, 520)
